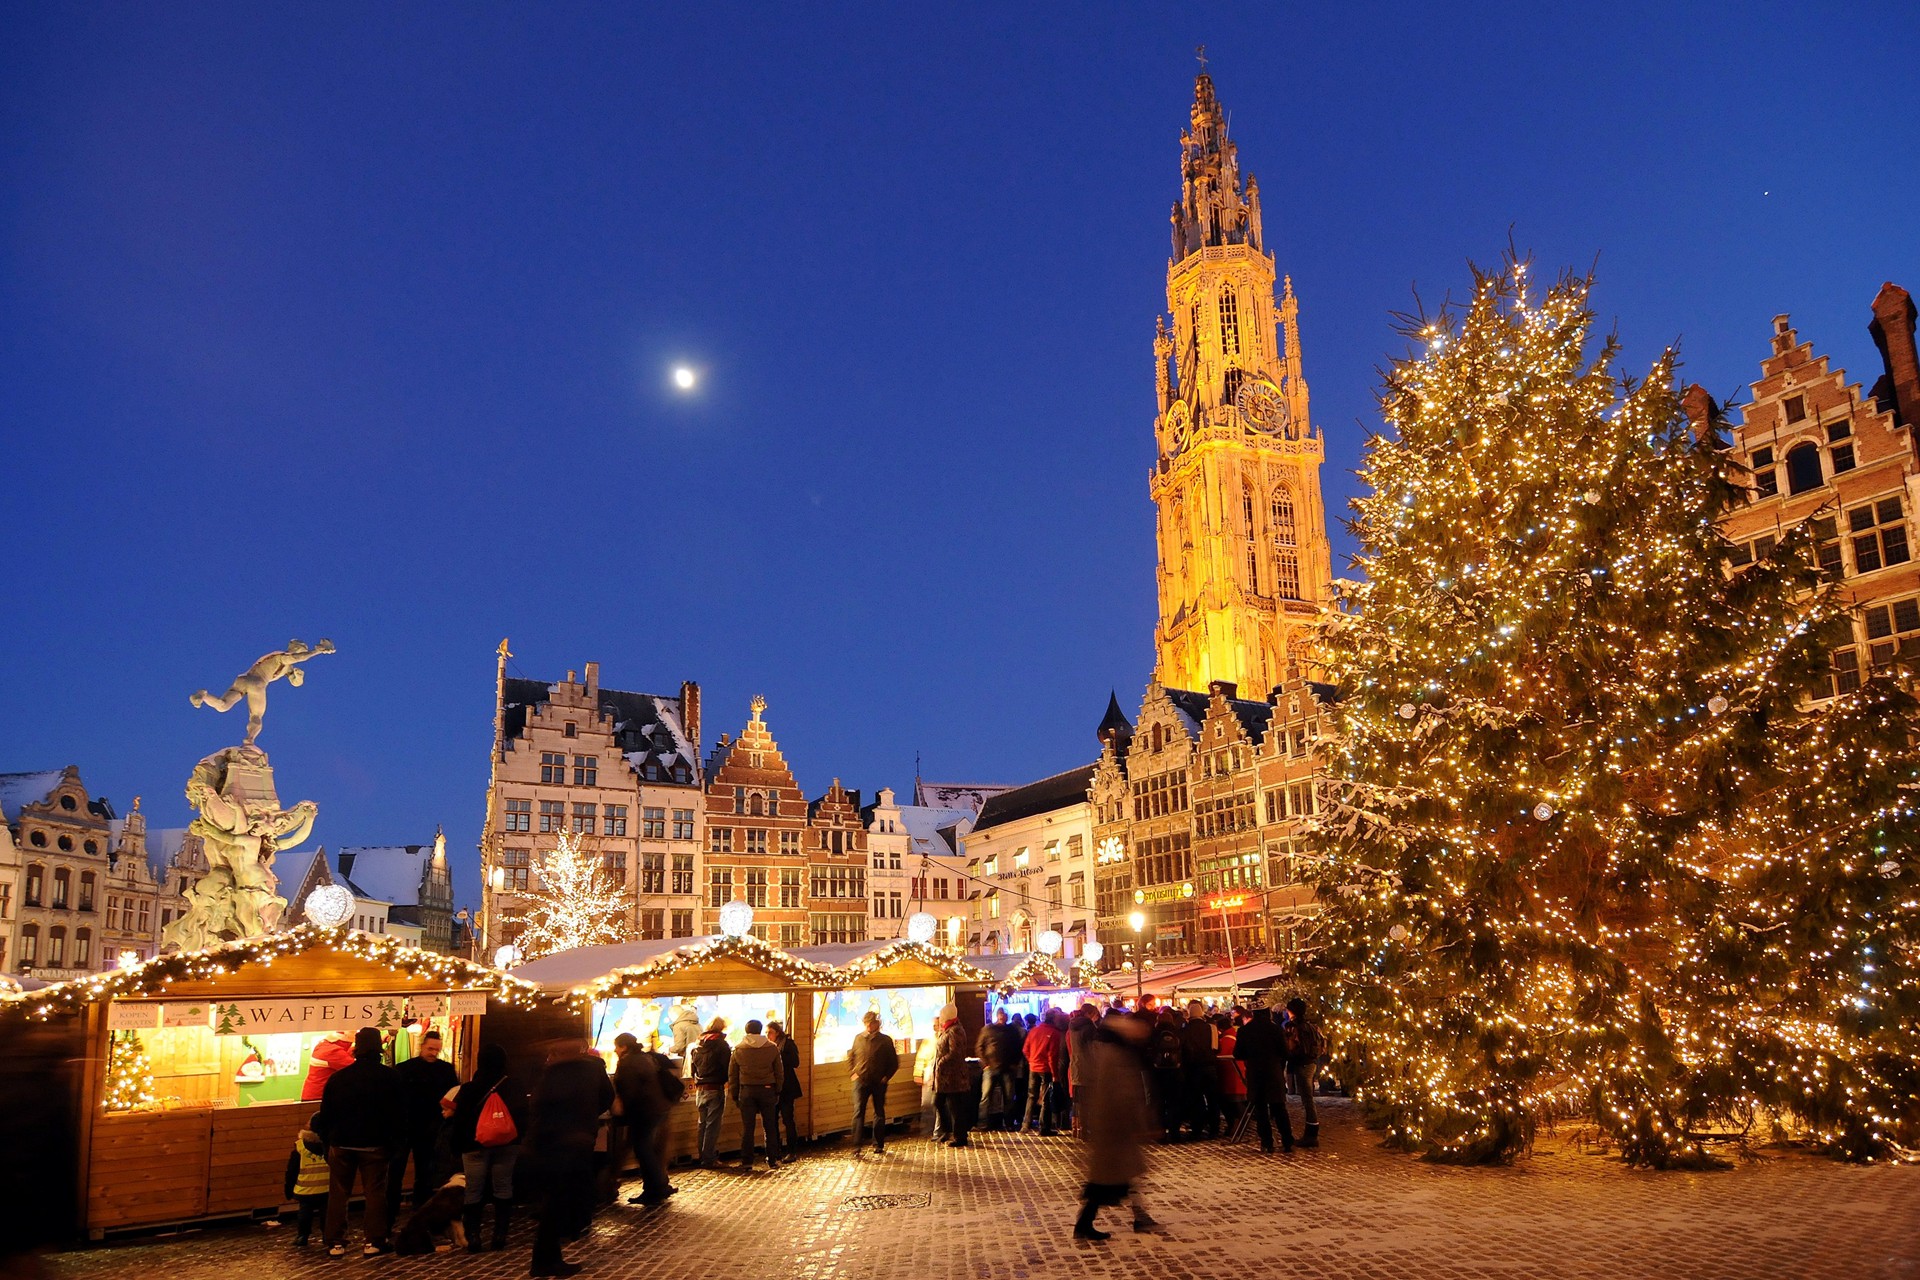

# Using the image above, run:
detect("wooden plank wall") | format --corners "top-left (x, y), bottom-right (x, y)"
top-left (88, 1112), bottom-right (211, 1231)
top-left (206, 1106), bottom-right (312, 1217)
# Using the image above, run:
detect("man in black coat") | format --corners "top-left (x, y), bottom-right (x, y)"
top-left (612, 1033), bottom-right (673, 1207)
top-left (1232, 1006), bottom-right (1295, 1154)
top-left (386, 1028), bottom-right (460, 1225)
top-left (319, 1027), bottom-right (403, 1256)
top-left (528, 1044), bottom-right (614, 1278)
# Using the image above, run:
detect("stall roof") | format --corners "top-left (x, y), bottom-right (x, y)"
top-left (0, 924), bottom-right (537, 1017)
top-left (1120, 961), bottom-right (1218, 998)
top-left (511, 938), bottom-right (690, 991)
top-left (1173, 961), bottom-right (1291, 994)
top-left (791, 940), bottom-right (994, 987)
top-left (533, 934), bottom-right (840, 1000)
top-left (966, 951), bottom-right (1072, 990)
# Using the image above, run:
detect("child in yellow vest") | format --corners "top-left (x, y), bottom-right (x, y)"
top-left (283, 1112), bottom-right (330, 1246)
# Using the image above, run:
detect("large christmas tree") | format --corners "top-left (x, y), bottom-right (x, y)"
top-left (502, 832), bottom-right (634, 960)
top-left (1308, 261), bottom-right (1890, 1165)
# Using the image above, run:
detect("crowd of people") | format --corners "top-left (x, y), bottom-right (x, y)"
top-left (287, 994), bottom-right (1327, 1270)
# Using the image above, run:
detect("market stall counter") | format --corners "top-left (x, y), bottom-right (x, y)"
top-left (0, 925), bottom-right (534, 1239)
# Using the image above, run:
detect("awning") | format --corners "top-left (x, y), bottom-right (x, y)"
top-left (1120, 961), bottom-right (1217, 998)
top-left (1172, 961), bottom-right (1291, 995)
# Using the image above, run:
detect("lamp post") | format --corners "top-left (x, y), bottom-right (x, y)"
top-left (1128, 909), bottom-right (1147, 1008)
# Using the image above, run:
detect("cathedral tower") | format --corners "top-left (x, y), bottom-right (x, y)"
top-left (1151, 69), bottom-right (1332, 695)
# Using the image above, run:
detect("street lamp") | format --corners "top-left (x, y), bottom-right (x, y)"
top-left (1128, 909), bottom-right (1147, 1008)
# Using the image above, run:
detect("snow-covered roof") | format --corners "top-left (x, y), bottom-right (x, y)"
top-left (787, 941), bottom-right (893, 969)
top-left (510, 937), bottom-right (695, 991)
top-left (275, 847), bottom-right (331, 903)
top-left (336, 844), bottom-right (435, 907)
top-left (0, 770), bottom-right (64, 824)
top-left (898, 805), bottom-right (972, 859)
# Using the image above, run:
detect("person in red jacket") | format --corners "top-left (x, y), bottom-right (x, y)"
top-left (1019, 1010), bottom-right (1065, 1136)
top-left (302, 1031), bottom-right (355, 1102)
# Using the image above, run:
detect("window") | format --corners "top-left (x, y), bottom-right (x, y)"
top-left (78, 872), bottom-right (95, 912)
top-left (1068, 872), bottom-right (1085, 907)
top-left (1831, 444), bottom-right (1856, 474)
top-left (988, 892), bottom-right (1000, 918)
top-left (1066, 834), bottom-right (1082, 862)
top-left (1727, 534), bottom-right (1776, 569)
top-left (707, 869), bottom-right (733, 908)
top-left (1013, 847), bottom-right (1030, 870)
top-left (47, 927), bottom-right (65, 968)
top-left (573, 755), bottom-right (597, 787)
top-left (1823, 646), bottom-right (1862, 699)
top-left (25, 865), bottom-right (43, 908)
top-left (1751, 446), bottom-right (1779, 497)
top-left (643, 807), bottom-right (666, 839)
top-left (671, 909), bottom-right (694, 938)
top-left (539, 800), bottom-right (564, 833)
top-left (1848, 497), bottom-right (1909, 574)
top-left (504, 798), bottom-right (532, 832)
top-left (1810, 516), bottom-right (1844, 578)
top-left (673, 809), bottom-right (696, 840)
top-left (780, 868), bottom-right (803, 908)
top-left (1223, 366), bottom-right (1243, 408)
top-left (1046, 877), bottom-right (1062, 909)
top-left (934, 877), bottom-right (950, 899)
top-left (1272, 489), bottom-right (1301, 600)
top-left (501, 848), bottom-right (531, 890)
top-left (1218, 284), bottom-right (1241, 356)
top-left (810, 912), bottom-right (865, 946)
top-left (982, 856), bottom-right (998, 876)
top-left (778, 830), bottom-right (800, 856)
top-left (540, 752), bottom-right (566, 784)
top-left (563, 721), bottom-right (577, 738)
top-left (1865, 598), bottom-right (1920, 670)
top-left (1243, 484), bottom-right (1259, 590)
top-left (748, 792), bottom-right (764, 817)
top-left (745, 829), bottom-right (768, 855)
top-left (571, 802), bottom-right (596, 834)
top-left (1784, 394), bottom-right (1807, 423)
top-left (734, 787), bottom-right (747, 815)
top-left (641, 853), bottom-right (665, 894)
top-left (74, 929), bottom-right (91, 969)
top-left (603, 804), bottom-right (628, 836)
top-left (709, 827), bottom-right (733, 854)
top-left (808, 866), bottom-right (865, 900)
top-left (640, 909), bottom-right (664, 940)
top-left (745, 868), bottom-right (768, 907)
top-left (1786, 442), bottom-right (1823, 495)
top-left (672, 853), bottom-right (695, 895)
top-left (52, 869), bottom-right (70, 910)
top-left (602, 852), bottom-right (627, 888)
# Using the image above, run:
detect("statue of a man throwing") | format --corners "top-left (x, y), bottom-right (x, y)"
top-left (191, 638), bottom-right (335, 747)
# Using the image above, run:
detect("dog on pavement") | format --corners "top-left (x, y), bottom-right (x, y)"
top-left (394, 1172), bottom-right (469, 1254)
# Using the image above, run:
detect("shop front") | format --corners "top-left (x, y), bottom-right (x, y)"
top-left (0, 926), bottom-right (531, 1238)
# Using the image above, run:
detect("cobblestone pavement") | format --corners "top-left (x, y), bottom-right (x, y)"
top-left (46, 1102), bottom-right (1920, 1280)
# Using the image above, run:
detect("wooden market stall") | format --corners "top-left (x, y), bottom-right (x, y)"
top-left (963, 951), bottom-right (1089, 1023)
top-left (503, 933), bottom-right (837, 1160)
top-left (791, 940), bottom-right (993, 1138)
top-left (0, 924), bottom-right (534, 1239)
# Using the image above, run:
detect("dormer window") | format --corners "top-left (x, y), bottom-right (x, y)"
top-left (1784, 395), bottom-right (1807, 423)
top-left (564, 722), bottom-right (577, 738)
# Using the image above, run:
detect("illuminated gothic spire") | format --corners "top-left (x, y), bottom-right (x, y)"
top-left (1172, 68), bottom-right (1262, 261)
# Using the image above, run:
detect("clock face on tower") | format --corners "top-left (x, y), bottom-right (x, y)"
top-left (1235, 376), bottom-right (1291, 438)
top-left (1162, 400), bottom-right (1192, 454)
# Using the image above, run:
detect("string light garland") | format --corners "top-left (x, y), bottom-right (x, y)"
top-left (995, 953), bottom-right (1073, 996)
top-left (835, 940), bottom-right (994, 987)
top-left (0, 924), bottom-right (543, 1021)
top-left (570, 933), bottom-right (841, 1003)
top-left (102, 1030), bottom-right (158, 1112)
top-left (1307, 259), bottom-right (1920, 1166)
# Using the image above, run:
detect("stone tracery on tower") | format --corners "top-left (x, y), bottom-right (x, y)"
top-left (1151, 69), bottom-right (1332, 697)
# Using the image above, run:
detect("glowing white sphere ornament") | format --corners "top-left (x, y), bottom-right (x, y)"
top-left (304, 883), bottom-right (356, 930)
top-left (1398, 703), bottom-right (1418, 720)
top-left (718, 898), bottom-right (755, 938)
top-left (1707, 694), bottom-right (1730, 716)
top-left (906, 911), bottom-right (938, 945)
top-left (672, 365), bottom-right (697, 391)
top-left (1388, 924), bottom-right (1409, 942)
top-left (1533, 802), bottom-right (1555, 822)
top-left (494, 943), bottom-right (524, 970)
top-left (1083, 941), bottom-right (1105, 964)
top-left (1037, 929), bottom-right (1063, 956)
top-left (1584, 490), bottom-right (1603, 504)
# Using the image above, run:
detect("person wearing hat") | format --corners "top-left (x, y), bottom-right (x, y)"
top-left (317, 1027), bottom-right (402, 1257)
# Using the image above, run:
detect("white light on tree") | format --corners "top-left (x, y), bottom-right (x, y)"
top-left (906, 911), bottom-right (938, 944)
top-left (718, 899), bottom-right (754, 938)
top-left (494, 943), bottom-right (524, 969)
top-left (304, 883), bottom-right (356, 929)
top-left (1037, 929), bottom-right (1063, 956)
top-left (1083, 941), bottom-right (1104, 964)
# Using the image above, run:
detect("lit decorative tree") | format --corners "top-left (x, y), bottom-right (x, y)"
top-left (104, 1030), bottom-right (158, 1112)
top-left (1309, 260), bottom-right (1850, 1165)
top-left (501, 832), bottom-right (633, 959)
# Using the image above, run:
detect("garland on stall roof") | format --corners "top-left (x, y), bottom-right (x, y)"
top-left (571, 932), bottom-right (840, 1003)
top-left (834, 940), bottom-right (995, 987)
top-left (0, 923), bottom-right (543, 1021)
top-left (995, 953), bottom-right (1072, 996)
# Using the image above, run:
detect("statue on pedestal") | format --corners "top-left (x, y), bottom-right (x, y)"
top-left (165, 641), bottom-right (333, 951)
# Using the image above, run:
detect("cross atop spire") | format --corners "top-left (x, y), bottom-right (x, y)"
top-left (1196, 43), bottom-right (1207, 72)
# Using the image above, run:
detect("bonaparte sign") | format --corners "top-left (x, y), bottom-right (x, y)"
top-left (109, 991), bottom-right (487, 1035)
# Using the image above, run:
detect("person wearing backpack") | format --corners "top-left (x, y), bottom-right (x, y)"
top-left (846, 1010), bottom-right (899, 1153)
top-left (611, 1033), bottom-right (674, 1207)
top-left (449, 1043), bottom-right (529, 1253)
top-left (1284, 997), bottom-right (1324, 1149)
top-left (687, 1018), bottom-right (731, 1168)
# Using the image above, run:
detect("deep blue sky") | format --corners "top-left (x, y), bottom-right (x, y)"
top-left (4, 3), bottom-right (1915, 907)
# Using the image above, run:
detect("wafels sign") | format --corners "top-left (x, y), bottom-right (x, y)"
top-left (109, 991), bottom-right (487, 1034)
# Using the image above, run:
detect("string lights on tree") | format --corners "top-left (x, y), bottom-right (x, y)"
top-left (1309, 258), bottom-right (1919, 1166)
top-left (499, 832), bottom-right (634, 961)
top-left (102, 1030), bottom-right (158, 1112)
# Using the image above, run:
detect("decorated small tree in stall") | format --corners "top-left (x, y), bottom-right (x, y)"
top-left (1308, 260), bottom-right (1848, 1165)
top-left (501, 832), bottom-right (633, 960)
top-left (103, 1030), bottom-right (158, 1112)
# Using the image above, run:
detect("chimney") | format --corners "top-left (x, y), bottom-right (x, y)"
top-left (1208, 679), bottom-right (1238, 701)
top-left (566, 670), bottom-right (577, 686)
top-left (584, 661), bottom-right (599, 699)
top-left (1681, 384), bottom-right (1717, 446)
top-left (1870, 282), bottom-right (1920, 431)
top-left (680, 680), bottom-right (702, 755)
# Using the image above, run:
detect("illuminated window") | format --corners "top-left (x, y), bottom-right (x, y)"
top-left (1272, 489), bottom-right (1301, 600)
top-left (988, 892), bottom-right (1000, 918)
top-left (1013, 848), bottom-right (1030, 870)
top-left (1218, 285), bottom-right (1241, 356)
top-left (983, 856), bottom-right (998, 876)
top-left (19, 924), bottom-right (37, 966)
top-left (1848, 496), bottom-right (1909, 574)
top-left (24, 864), bottom-right (43, 908)
top-left (47, 926), bottom-right (65, 967)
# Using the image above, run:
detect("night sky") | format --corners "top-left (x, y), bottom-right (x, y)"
top-left (4, 3), bottom-right (1915, 906)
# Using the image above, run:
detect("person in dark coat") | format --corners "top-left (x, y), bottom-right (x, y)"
top-left (1180, 1001), bottom-right (1220, 1139)
top-left (769, 1021), bottom-right (804, 1155)
top-left (1233, 1005), bottom-right (1294, 1154)
top-left (975, 1010), bottom-right (1018, 1130)
top-left (527, 1043), bottom-right (614, 1278)
top-left (386, 1029), bottom-right (461, 1226)
top-left (687, 1018), bottom-right (731, 1167)
top-left (318, 1027), bottom-right (402, 1257)
top-left (612, 1033), bottom-right (673, 1207)
top-left (448, 1043), bottom-right (529, 1253)
top-left (846, 1011), bottom-right (899, 1153)
top-left (1075, 1010), bottom-right (1155, 1241)
top-left (932, 1006), bottom-right (974, 1148)
top-left (1147, 1009), bottom-right (1187, 1141)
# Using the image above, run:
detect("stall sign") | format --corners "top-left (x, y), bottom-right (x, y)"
top-left (208, 993), bottom-right (465, 1036)
top-left (108, 1002), bottom-right (160, 1030)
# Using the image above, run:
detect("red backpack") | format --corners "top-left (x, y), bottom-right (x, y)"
top-left (475, 1086), bottom-right (518, 1147)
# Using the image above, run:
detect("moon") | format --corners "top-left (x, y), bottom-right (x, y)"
top-left (672, 366), bottom-right (697, 391)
